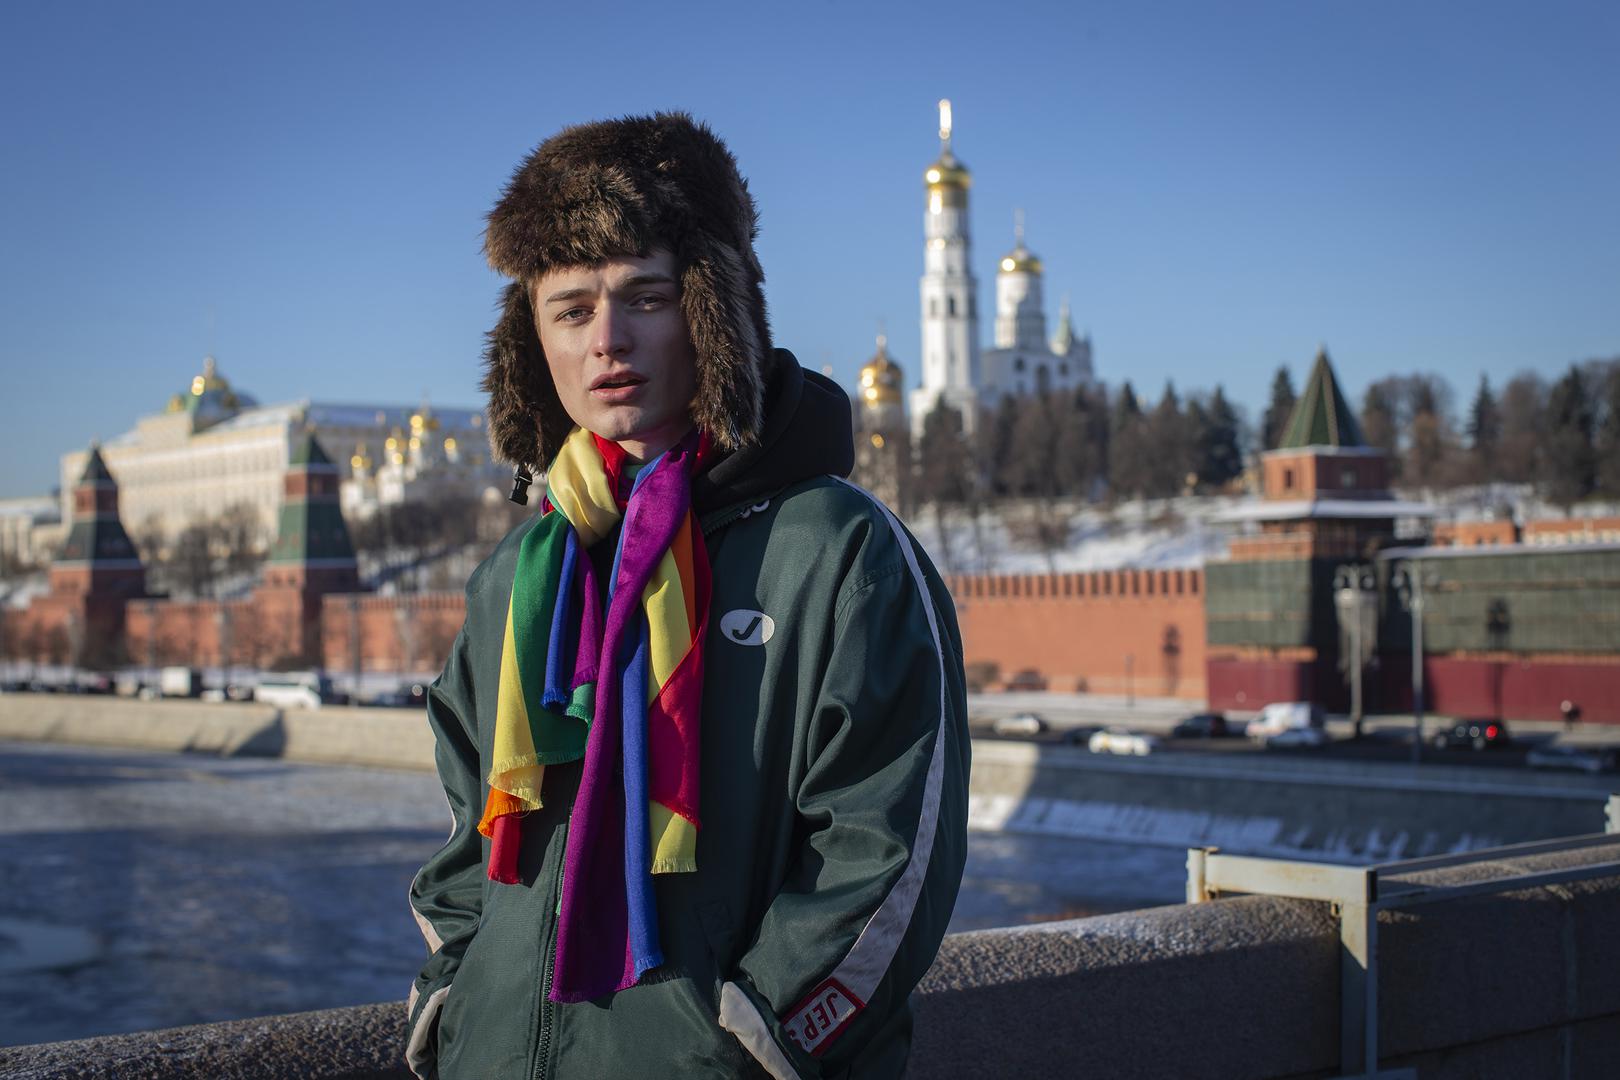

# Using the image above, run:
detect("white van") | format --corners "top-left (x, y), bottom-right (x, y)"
top-left (256, 673), bottom-right (336, 710)
top-left (1246, 701), bottom-right (1325, 742)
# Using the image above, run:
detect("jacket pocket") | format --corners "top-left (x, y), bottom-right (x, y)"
top-left (434, 887), bottom-right (545, 1080)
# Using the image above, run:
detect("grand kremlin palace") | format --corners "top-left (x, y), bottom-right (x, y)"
top-left (57, 357), bottom-right (504, 548)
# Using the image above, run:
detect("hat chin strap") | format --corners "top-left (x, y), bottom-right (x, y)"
top-left (509, 466), bottom-right (535, 505)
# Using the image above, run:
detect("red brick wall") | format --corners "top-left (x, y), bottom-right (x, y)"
top-left (319, 592), bottom-right (465, 676)
top-left (946, 569), bottom-right (1206, 699)
top-left (1432, 520), bottom-right (1520, 547)
top-left (1375, 654), bottom-right (1620, 725)
top-left (1523, 517), bottom-right (1620, 544)
top-left (126, 598), bottom-right (260, 669)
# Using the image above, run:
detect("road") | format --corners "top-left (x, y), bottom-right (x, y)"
top-left (0, 741), bottom-right (1180, 1047)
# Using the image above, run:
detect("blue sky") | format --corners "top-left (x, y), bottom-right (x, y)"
top-left (1, 0), bottom-right (1616, 498)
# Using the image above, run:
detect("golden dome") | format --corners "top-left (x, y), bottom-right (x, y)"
top-left (924, 151), bottom-right (971, 191)
top-left (858, 335), bottom-right (904, 406)
top-left (998, 242), bottom-right (1043, 275)
top-left (176, 356), bottom-right (245, 413)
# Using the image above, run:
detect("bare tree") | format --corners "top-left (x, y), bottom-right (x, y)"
top-left (1493, 374), bottom-right (1545, 485)
top-left (169, 524), bottom-right (218, 599)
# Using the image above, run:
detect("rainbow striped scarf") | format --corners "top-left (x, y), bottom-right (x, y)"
top-left (477, 425), bottom-right (710, 1001)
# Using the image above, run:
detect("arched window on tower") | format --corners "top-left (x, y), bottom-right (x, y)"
top-left (1036, 365), bottom-right (1051, 394)
top-left (947, 296), bottom-right (957, 316)
top-left (1014, 356), bottom-right (1025, 373)
top-left (930, 298), bottom-right (938, 317)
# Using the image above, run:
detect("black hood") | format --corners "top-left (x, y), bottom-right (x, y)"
top-left (693, 348), bottom-right (853, 515)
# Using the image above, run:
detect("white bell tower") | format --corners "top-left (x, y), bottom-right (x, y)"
top-left (912, 99), bottom-right (981, 436)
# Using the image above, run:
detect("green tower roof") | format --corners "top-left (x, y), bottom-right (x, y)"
top-left (1279, 347), bottom-right (1365, 449)
top-left (77, 445), bottom-right (114, 485)
top-left (289, 432), bottom-right (335, 468)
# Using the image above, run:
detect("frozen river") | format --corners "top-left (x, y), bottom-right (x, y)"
top-left (0, 741), bottom-right (1184, 1047)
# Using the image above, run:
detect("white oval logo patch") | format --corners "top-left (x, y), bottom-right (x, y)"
top-left (720, 609), bottom-right (774, 646)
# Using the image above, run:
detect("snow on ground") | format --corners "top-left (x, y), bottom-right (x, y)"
top-left (0, 573), bottom-right (49, 610)
top-left (901, 496), bottom-right (1240, 575)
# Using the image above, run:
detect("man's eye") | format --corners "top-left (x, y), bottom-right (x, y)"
top-left (557, 307), bottom-right (589, 322)
top-left (633, 294), bottom-right (670, 309)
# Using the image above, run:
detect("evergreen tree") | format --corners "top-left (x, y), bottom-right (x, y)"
top-left (1540, 365), bottom-right (1596, 509)
top-left (1596, 362), bottom-right (1620, 499)
top-left (1260, 366), bottom-right (1296, 450)
top-left (916, 403), bottom-right (974, 509)
top-left (1465, 374), bottom-right (1501, 482)
top-left (1195, 385), bottom-right (1244, 490)
top-left (1108, 381), bottom-right (1149, 498)
top-left (985, 395), bottom-right (1022, 498)
top-left (1404, 374), bottom-right (1455, 490)
top-left (1360, 379), bottom-right (1402, 479)
top-left (1497, 374), bottom-right (1547, 485)
top-left (1147, 381), bottom-right (1192, 496)
top-left (1056, 386), bottom-right (1109, 501)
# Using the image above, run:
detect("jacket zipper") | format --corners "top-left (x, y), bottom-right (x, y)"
top-left (531, 833), bottom-right (566, 1080)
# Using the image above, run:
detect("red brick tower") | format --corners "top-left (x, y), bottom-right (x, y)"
top-left (35, 446), bottom-right (146, 669)
top-left (254, 433), bottom-right (359, 667)
top-left (1205, 348), bottom-right (1429, 709)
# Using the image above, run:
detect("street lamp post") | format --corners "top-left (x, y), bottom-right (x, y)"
top-left (1394, 562), bottom-right (1441, 765)
top-left (1333, 565), bottom-right (1378, 739)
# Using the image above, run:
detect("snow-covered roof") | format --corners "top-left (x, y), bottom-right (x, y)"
top-left (1216, 498), bottom-right (1436, 523)
top-left (0, 497), bottom-right (59, 519)
top-left (306, 401), bottom-right (485, 428)
top-left (1379, 540), bottom-right (1620, 561)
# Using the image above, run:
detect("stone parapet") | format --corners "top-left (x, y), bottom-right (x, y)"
top-left (8, 854), bottom-right (1620, 1079)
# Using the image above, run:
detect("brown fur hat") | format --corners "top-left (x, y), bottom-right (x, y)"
top-left (481, 112), bottom-right (772, 472)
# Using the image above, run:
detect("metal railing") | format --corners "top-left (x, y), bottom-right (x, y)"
top-left (1186, 794), bottom-right (1620, 1079)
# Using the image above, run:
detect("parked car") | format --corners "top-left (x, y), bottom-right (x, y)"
top-left (256, 672), bottom-right (338, 710)
top-left (159, 666), bottom-right (202, 698)
top-left (991, 712), bottom-right (1048, 737)
top-left (1430, 718), bottom-right (1512, 752)
top-left (1003, 669), bottom-right (1048, 692)
top-left (369, 682), bottom-right (430, 709)
top-left (1265, 726), bottom-right (1330, 750)
top-left (1061, 724), bottom-right (1106, 746)
top-left (1088, 728), bottom-right (1163, 756)
top-left (1172, 712), bottom-right (1231, 739)
top-left (1246, 702), bottom-right (1325, 743)
top-left (1526, 744), bottom-right (1620, 774)
top-left (199, 688), bottom-right (228, 703)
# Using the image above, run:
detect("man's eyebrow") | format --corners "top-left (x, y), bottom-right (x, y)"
top-left (615, 272), bottom-right (678, 290)
top-left (542, 286), bottom-right (592, 305)
top-left (540, 273), bottom-right (677, 305)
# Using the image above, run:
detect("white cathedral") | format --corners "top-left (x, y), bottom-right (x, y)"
top-left (905, 100), bottom-right (1094, 435)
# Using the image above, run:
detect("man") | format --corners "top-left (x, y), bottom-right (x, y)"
top-left (408, 113), bottom-right (969, 1079)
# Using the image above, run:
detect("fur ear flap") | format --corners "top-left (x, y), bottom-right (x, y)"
top-left (679, 245), bottom-right (766, 451)
top-left (481, 282), bottom-right (574, 471)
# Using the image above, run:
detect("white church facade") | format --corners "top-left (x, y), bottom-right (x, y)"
top-left (909, 100), bottom-right (1095, 437)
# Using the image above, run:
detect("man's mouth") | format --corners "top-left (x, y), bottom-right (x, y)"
top-left (589, 371), bottom-right (647, 391)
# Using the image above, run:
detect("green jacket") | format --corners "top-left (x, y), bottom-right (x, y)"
top-left (407, 354), bottom-right (970, 1078)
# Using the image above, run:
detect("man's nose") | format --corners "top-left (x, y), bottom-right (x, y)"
top-left (591, 301), bottom-right (632, 357)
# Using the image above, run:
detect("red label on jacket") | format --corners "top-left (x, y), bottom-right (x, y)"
top-left (783, 977), bottom-right (865, 1057)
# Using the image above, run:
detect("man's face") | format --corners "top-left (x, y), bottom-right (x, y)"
top-left (532, 250), bottom-right (698, 463)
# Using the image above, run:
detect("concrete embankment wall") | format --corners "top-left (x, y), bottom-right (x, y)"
top-left (8, 841), bottom-right (1620, 1079)
top-left (972, 740), bottom-right (1618, 860)
top-left (0, 694), bottom-right (435, 771)
top-left (2, 695), bottom-right (1613, 862)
